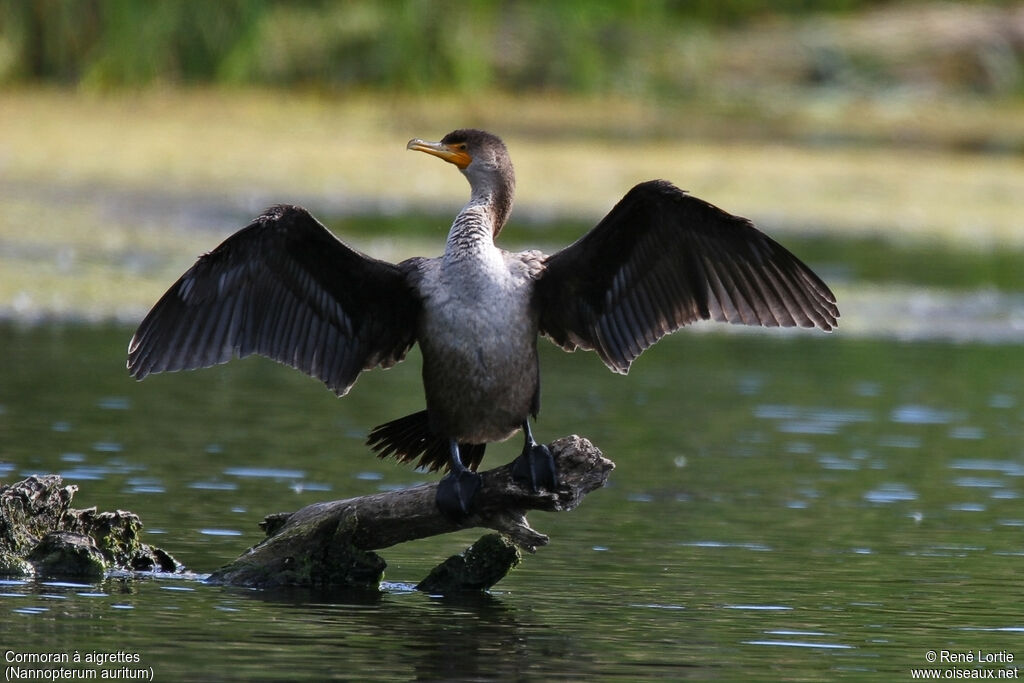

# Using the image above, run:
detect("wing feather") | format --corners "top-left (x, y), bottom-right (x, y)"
top-left (535, 180), bottom-right (838, 373)
top-left (127, 205), bottom-right (420, 396)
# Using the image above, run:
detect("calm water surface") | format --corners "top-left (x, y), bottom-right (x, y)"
top-left (1, 324), bottom-right (1022, 681)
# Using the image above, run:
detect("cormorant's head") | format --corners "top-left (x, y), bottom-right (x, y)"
top-left (407, 129), bottom-right (516, 234)
top-left (407, 129), bottom-right (512, 180)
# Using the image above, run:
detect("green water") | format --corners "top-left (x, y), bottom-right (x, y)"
top-left (1, 322), bottom-right (1022, 680)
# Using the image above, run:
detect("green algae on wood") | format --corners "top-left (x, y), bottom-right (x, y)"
top-left (0, 474), bottom-right (182, 578)
top-left (208, 512), bottom-right (387, 590)
top-left (417, 534), bottom-right (522, 594)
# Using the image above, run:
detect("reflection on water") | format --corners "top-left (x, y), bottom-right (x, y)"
top-left (1, 324), bottom-right (1023, 679)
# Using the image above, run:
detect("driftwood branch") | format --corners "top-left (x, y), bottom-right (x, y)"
top-left (208, 435), bottom-right (614, 590)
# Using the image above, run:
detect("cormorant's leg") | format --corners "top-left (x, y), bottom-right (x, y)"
top-left (436, 439), bottom-right (482, 519)
top-left (511, 420), bottom-right (557, 492)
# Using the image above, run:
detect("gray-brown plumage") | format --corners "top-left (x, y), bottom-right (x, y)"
top-left (127, 128), bottom-right (838, 516)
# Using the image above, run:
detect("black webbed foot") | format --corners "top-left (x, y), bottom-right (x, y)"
top-left (436, 469), bottom-right (482, 519)
top-left (436, 439), bottom-right (482, 519)
top-left (512, 422), bottom-right (558, 492)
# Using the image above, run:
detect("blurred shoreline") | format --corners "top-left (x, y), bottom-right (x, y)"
top-left (0, 89), bottom-right (1022, 342)
top-left (2, 2), bottom-right (1023, 331)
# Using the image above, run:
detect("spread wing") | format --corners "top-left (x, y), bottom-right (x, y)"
top-left (127, 205), bottom-right (421, 396)
top-left (534, 180), bottom-right (838, 373)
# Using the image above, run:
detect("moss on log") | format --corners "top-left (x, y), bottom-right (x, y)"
top-left (416, 534), bottom-right (522, 594)
top-left (0, 474), bottom-right (182, 578)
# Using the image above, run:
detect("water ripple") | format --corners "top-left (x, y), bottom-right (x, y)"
top-left (754, 404), bottom-right (874, 436)
top-left (681, 541), bottom-right (773, 552)
top-left (745, 640), bottom-right (854, 649)
top-left (877, 435), bottom-right (921, 449)
top-left (864, 483), bottom-right (918, 504)
top-left (949, 459), bottom-right (1024, 476)
top-left (224, 466), bottom-right (305, 479)
top-left (953, 476), bottom-right (1005, 489)
top-left (948, 426), bottom-right (986, 440)
top-left (891, 404), bottom-right (958, 424)
top-left (948, 502), bottom-right (987, 512)
top-left (188, 481), bottom-right (238, 491)
top-left (97, 396), bottom-right (132, 410)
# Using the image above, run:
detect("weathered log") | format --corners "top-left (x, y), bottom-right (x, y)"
top-left (416, 533), bottom-right (522, 594)
top-left (0, 474), bottom-right (182, 578)
top-left (208, 435), bottom-right (614, 590)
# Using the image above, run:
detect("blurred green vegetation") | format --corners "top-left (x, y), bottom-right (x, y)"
top-left (2, 1), bottom-right (1024, 323)
top-left (3, 0), bottom-right (1023, 99)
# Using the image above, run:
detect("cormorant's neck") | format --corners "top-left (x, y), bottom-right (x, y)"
top-left (478, 171), bottom-right (514, 237)
top-left (446, 165), bottom-right (514, 254)
top-left (445, 203), bottom-right (494, 256)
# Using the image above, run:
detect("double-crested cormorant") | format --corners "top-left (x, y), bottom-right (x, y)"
top-left (127, 129), bottom-right (838, 517)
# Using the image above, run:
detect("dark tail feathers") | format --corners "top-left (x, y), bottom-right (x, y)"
top-left (366, 410), bottom-right (486, 473)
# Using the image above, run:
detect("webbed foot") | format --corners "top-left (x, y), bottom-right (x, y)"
top-left (436, 468), bottom-right (482, 520)
top-left (512, 441), bottom-right (557, 493)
